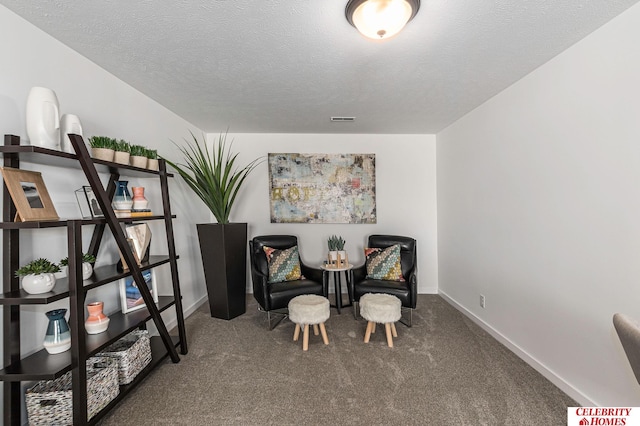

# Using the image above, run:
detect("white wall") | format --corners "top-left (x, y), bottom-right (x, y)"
top-left (224, 133), bottom-right (438, 294)
top-left (0, 5), bottom-right (210, 414)
top-left (437, 2), bottom-right (640, 406)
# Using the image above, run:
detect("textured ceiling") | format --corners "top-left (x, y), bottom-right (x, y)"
top-left (2, 0), bottom-right (638, 134)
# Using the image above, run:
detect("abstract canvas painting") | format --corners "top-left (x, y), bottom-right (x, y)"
top-left (268, 153), bottom-right (376, 224)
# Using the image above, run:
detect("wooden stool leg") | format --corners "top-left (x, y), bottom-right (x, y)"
top-left (319, 323), bottom-right (329, 345)
top-left (391, 322), bottom-right (398, 337)
top-left (313, 324), bottom-right (319, 335)
top-left (364, 321), bottom-right (374, 343)
top-left (371, 322), bottom-right (376, 334)
top-left (385, 323), bottom-right (394, 348)
top-left (293, 324), bottom-right (301, 341)
top-left (303, 324), bottom-right (309, 351)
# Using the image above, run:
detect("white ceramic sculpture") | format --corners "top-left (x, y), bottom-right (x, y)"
top-left (60, 114), bottom-right (84, 154)
top-left (26, 87), bottom-right (61, 149)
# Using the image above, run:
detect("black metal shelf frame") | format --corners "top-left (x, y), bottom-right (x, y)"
top-left (1, 134), bottom-right (188, 425)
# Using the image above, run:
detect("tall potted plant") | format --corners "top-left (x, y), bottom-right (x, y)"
top-left (164, 131), bottom-right (262, 319)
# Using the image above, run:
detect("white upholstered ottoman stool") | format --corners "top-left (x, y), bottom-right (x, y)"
top-left (359, 293), bottom-right (402, 348)
top-left (288, 295), bottom-right (330, 351)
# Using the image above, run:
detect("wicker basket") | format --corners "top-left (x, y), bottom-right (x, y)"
top-left (26, 357), bottom-right (119, 425)
top-left (97, 329), bottom-right (152, 385)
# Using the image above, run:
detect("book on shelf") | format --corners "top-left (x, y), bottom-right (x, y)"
top-left (114, 209), bottom-right (153, 218)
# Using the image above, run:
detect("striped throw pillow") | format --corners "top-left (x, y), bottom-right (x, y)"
top-left (365, 244), bottom-right (405, 282)
top-left (264, 245), bottom-right (303, 283)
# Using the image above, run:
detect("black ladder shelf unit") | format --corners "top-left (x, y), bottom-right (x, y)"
top-left (0, 134), bottom-right (188, 425)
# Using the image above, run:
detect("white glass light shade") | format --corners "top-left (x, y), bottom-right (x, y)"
top-left (348, 0), bottom-right (416, 40)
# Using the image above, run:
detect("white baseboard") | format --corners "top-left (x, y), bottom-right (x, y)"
top-left (438, 290), bottom-right (594, 407)
top-left (162, 294), bottom-right (208, 331)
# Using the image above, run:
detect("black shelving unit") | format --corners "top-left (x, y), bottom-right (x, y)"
top-left (0, 134), bottom-right (188, 425)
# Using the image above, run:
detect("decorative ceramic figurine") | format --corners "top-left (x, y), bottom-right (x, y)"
top-left (59, 114), bottom-right (84, 154)
top-left (26, 87), bottom-right (60, 149)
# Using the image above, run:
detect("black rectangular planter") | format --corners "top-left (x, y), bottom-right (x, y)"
top-left (197, 223), bottom-right (247, 320)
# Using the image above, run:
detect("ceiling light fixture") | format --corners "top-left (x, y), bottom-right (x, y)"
top-left (345, 0), bottom-right (420, 40)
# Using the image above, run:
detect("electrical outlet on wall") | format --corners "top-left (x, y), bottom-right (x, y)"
top-left (480, 294), bottom-right (486, 308)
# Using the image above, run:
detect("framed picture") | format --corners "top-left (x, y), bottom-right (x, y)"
top-left (75, 186), bottom-right (104, 219)
top-left (0, 167), bottom-right (59, 222)
top-left (75, 187), bottom-right (92, 218)
top-left (118, 269), bottom-right (158, 314)
top-left (84, 186), bottom-right (104, 218)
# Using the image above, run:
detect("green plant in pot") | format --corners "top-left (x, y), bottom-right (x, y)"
top-left (164, 131), bottom-right (263, 319)
top-left (59, 253), bottom-right (96, 281)
top-left (89, 136), bottom-right (116, 162)
top-left (113, 139), bottom-right (131, 165)
top-left (130, 144), bottom-right (148, 168)
top-left (15, 258), bottom-right (61, 295)
top-left (145, 148), bottom-right (159, 171)
top-left (327, 235), bottom-right (347, 265)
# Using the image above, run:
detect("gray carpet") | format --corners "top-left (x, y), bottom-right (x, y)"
top-left (98, 294), bottom-right (576, 425)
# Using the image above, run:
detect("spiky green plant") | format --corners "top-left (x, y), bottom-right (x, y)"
top-left (15, 258), bottom-right (60, 277)
top-left (89, 136), bottom-right (116, 150)
top-left (145, 148), bottom-right (158, 159)
top-left (163, 131), bottom-right (263, 224)
top-left (327, 236), bottom-right (338, 251)
top-left (130, 144), bottom-right (147, 157)
top-left (114, 139), bottom-right (131, 153)
top-left (59, 253), bottom-right (96, 267)
top-left (327, 235), bottom-right (345, 251)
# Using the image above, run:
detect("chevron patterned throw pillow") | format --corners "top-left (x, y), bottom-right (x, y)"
top-left (264, 245), bottom-right (303, 283)
top-left (364, 244), bottom-right (405, 282)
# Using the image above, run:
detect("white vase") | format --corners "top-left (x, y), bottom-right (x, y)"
top-left (21, 273), bottom-right (56, 294)
top-left (82, 262), bottom-right (93, 280)
top-left (26, 87), bottom-right (60, 149)
top-left (59, 114), bottom-right (84, 154)
top-left (59, 263), bottom-right (92, 280)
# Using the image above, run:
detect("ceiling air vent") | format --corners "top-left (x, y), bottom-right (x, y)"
top-left (330, 117), bottom-right (355, 122)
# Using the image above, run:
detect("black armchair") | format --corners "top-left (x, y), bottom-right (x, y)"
top-left (351, 235), bottom-right (417, 326)
top-left (249, 235), bottom-right (325, 329)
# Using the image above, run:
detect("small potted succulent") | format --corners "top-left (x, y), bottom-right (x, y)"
top-left (327, 235), bottom-right (347, 266)
top-left (327, 235), bottom-right (339, 264)
top-left (15, 258), bottom-right (61, 294)
top-left (129, 144), bottom-right (148, 168)
top-left (59, 253), bottom-right (96, 280)
top-left (88, 136), bottom-right (116, 162)
top-left (113, 139), bottom-right (131, 165)
top-left (145, 148), bottom-right (159, 171)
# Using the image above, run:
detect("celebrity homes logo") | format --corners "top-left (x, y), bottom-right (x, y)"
top-left (568, 407), bottom-right (639, 425)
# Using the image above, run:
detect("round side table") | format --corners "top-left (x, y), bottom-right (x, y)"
top-left (320, 264), bottom-right (354, 314)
